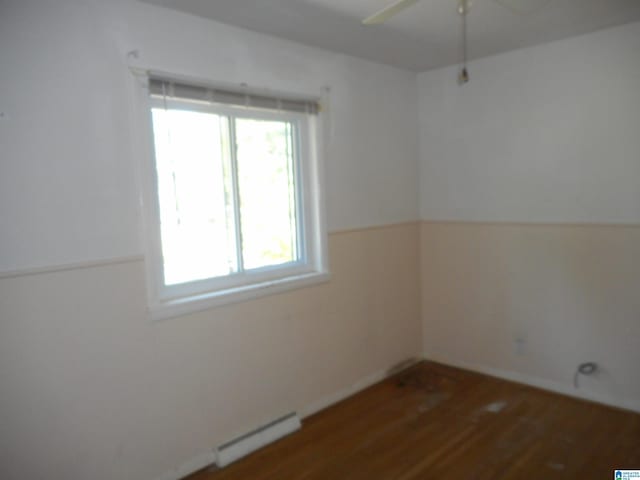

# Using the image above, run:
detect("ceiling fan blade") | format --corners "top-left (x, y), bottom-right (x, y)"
top-left (493, 0), bottom-right (553, 14)
top-left (362, 0), bottom-right (421, 25)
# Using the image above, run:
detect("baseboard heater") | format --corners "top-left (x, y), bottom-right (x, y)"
top-left (215, 412), bottom-right (301, 468)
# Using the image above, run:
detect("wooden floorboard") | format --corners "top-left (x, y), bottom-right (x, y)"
top-left (187, 362), bottom-right (640, 479)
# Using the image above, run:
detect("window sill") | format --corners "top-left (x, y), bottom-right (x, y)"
top-left (149, 271), bottom-right (331, 321)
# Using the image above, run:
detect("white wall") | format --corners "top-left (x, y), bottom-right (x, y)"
top-left (0, 0), bottom-right (140, 272)
top-left (418, 21), bottom-right (640, 224)
top-left (0, 1), bottom-right (421, 479)
top-left (418, 22), bottom-right (640, 411)
top-left (0, 0), bottom-right (419, 272)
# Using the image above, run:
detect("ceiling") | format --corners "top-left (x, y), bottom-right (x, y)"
top-left (140, 0), bottom-right (640, 71)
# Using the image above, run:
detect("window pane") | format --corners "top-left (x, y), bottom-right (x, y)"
top-left (235, 118), bottom-right (298, 270)
top-left (151, 108), bottom-right (237, 285)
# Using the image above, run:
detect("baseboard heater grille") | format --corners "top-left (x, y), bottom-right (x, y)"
top-left (215, 412), bottom-right (301, 468)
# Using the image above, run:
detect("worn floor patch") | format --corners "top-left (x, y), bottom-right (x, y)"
top-left (546, 461), bottom-right (565, 471)
top-left (484, 401), bottom-right (508, 413)
top-left (417, 392), bottom-right (451, 413)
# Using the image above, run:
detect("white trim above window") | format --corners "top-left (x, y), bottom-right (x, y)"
top-left (133, 73), bottom-right (329, 320)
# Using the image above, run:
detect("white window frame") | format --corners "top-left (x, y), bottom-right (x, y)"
top-left (134, 73), bottom-right (329, 321)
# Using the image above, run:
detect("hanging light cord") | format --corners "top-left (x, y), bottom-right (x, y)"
top-left (462, 5), bottom-right (467, 69)
top-left (458, 1), bottom-right (470, 84)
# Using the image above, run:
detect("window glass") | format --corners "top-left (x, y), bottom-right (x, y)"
top-left (235, 118), bottom-right (299, 270)
top-left (151, 108), bottom-right (237, 285)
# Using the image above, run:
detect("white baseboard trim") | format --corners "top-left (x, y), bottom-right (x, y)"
top-left (154, 366), bottom-right (392, 480)
top-left (298, 356), bottom-right (424, 419)
top-left (299, 368), bottom-right (389, 419)
top-left (425, 352), bottom-right (640, 414)
top-left (215, 413), bottom-right (301, 468)
top-left (154, 451), bottom-right (217, 480)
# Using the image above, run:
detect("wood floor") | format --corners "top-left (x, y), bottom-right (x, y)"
top-left (188, 362), bottom-right (640, 479)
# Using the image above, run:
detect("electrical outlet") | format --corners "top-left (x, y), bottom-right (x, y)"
top-left (514, 337), bottom-right (526, 356)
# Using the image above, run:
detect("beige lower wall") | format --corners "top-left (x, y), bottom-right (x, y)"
top-left (420, 221), bottom-right (640, 411)
top-left (0, 223), bottom-right (422, 480)
top-left (7, 219), bottom-right (639, 480)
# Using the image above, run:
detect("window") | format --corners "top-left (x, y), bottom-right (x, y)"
top-left (143, 78), bottom-right (328, 319)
